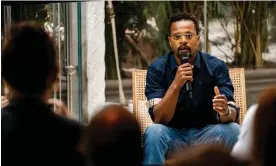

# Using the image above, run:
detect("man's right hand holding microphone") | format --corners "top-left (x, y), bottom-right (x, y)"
top-left (172, 63), bottom-right (193, 89)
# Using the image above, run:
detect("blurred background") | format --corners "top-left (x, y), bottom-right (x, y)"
top-left (1, 1), bottom-right (276, 123)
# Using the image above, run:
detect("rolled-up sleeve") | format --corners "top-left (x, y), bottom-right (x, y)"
top-left (145, 66), bottom-right (166, 120)
top-left (215, 62), bottom-right (240, 122)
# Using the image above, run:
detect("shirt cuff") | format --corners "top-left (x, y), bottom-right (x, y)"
top-left (146, 98), bottom-right (163, 108)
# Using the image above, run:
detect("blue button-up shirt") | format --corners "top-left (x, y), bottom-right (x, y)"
top-left (145, 50), bottom-right (239, 129)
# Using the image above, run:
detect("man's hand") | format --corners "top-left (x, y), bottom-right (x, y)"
top-left (173, 63), bottom-right (193, 88)
top-left (1, 96), bottom-right (9, 108)
top-left (48, 98), bottom-right (70, 118)
top-left (213, 86), bottom-right (229, 115)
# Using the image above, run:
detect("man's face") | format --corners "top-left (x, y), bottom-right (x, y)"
top-left (168, 20), bottom-right (200, 58)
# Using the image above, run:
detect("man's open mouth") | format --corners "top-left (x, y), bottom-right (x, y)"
top-left (178, 46), bottom-right (190, 51)
top-left (178, 46), bottom-right (190, 55)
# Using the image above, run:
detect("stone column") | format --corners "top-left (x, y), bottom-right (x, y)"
top-left (85, 1), bottom-right (106, 120)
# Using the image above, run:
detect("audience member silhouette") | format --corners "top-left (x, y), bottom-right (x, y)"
top-left (1, 21), bottom-right (85, 166)
top-left (165, 144), bottom-right (249, 166)
top-left (80, 104), bottom-right (143, 166)
top-left (252, 86), bottom-right (276, 166)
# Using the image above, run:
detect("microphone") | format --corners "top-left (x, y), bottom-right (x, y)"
top-left (180, 52), bottom-right (193, 99)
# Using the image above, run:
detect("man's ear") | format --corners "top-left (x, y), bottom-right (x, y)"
top-left (197, 35), bottom-right (200, 45)
top-left (168, 37), bottom-right (172, 47)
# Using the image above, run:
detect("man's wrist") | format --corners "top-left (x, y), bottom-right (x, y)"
top-left (171, 81), bottom-right (181, 91)
top-left (219, 106), bottom-right (231, 116)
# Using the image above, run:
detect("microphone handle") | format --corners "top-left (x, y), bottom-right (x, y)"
top-left (185, 81), bottom-right (193, 99)
top-left (181, 57), bottom-right (193, 99)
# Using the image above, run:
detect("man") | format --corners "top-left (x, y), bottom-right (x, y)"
top-left (1, 21), bottom-right (85, 166)
top-left (1, 28), bottom-right (71, 118)
top-left (144, 13), bottom-right (240, 165)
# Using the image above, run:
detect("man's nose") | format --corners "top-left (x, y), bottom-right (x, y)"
top-left (179, 36), bottom-right (187, 45)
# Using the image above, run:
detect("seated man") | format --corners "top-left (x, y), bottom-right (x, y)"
top-left (144, 12), bottom-right (240, 165)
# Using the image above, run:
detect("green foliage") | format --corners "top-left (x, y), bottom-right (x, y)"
top-left (104, 1), bottom-right (276, 79)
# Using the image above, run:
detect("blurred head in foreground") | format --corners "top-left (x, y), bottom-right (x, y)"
top-left (2, 21), bottom-right (58, 102)
top-left (80, 104), bottom-right (143, 166)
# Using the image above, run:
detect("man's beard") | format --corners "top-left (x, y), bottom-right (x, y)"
top-left (177, 46), bottom-right (191, 58)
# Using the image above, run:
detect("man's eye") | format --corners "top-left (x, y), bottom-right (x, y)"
top-left (173, 35), bottom-right (181, 40)
top-left (185, 34), bottom-right (192, 39)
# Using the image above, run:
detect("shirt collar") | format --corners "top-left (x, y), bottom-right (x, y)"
top-left (193, 50), bottom-right (201, 69)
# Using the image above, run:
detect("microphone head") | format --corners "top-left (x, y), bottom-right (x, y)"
top-left (178, 51), bottom-right (190, 64)
top-left (177, 46), bottom-right (191, 64)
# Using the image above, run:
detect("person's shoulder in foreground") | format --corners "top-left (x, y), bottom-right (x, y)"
top-left (231, 104), bottom-right (258, 161)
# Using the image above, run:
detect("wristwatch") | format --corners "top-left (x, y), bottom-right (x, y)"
top-left (220, 106), bottom-right (231, 116)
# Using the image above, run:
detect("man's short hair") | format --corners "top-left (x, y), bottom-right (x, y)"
top-left (1, 21), bottom-right (57, 96)
top-left (169, 12), bottom-right (200, 35)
